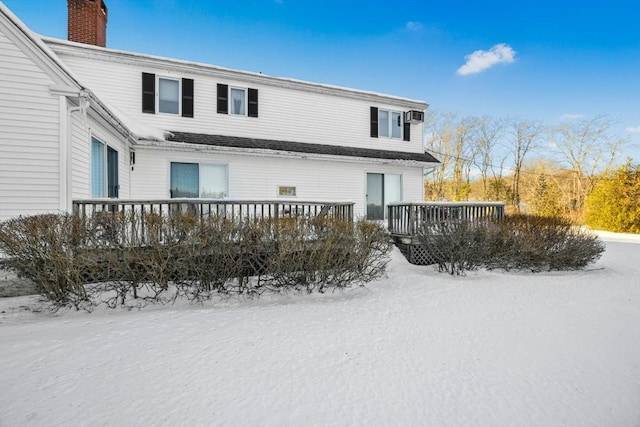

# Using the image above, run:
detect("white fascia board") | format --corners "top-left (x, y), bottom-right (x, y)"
top-left (49, 85), bottom-right (81, 97)
top-left (135, 139), bottom-right (439, 168)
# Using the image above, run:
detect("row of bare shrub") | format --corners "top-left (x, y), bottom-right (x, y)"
top-left (418, 215), bottom-right (605, 275)
top-left (0, 212), bottom-right (393, 308)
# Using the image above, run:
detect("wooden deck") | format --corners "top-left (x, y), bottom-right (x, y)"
top-left (387, 201), bottom-right (505, 238)
top-left (387, 201), bottom-right (506, 265)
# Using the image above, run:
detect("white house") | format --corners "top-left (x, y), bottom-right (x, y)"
top-left (0, 0), bottom-right (439, 222)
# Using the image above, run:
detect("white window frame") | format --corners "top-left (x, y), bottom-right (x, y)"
top-left (157, 76), bottom-right (181, 115)
top-left (169, 161), bottom-right (229, 199)
top-left (91, 137), bottom-right (106, 198)
top-left (378, 108), bottom-right (403, 140)
top-left (229, 87), bottom-right (247, 116)
top-left (91, 136), bottom-right (118, 198)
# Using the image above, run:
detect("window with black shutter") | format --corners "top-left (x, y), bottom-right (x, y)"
top-left (142, 72), bottom-right (155, 114)
top-left (182, 78), bottom-right (194, 118)
top-left (217, 84), bottom-right (228, 114)
top-left (373, 107), bottom-right (404, 140)
top-left (143, 73), bottom-right (194, 116)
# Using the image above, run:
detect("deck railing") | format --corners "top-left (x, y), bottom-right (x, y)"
top-left (72, 199), bottom-right (354, 246)
top-left (387, 201), bottom-right (505, 237)
top-left (73, 199), bottom-right (354, 221)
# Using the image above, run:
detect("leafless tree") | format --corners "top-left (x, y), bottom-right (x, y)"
top-left (550, 115), bottom-right (624, 213)
top-left (470, 116), bottom-right (505, 200)
top-left (508, 119), bottom-right (545, 210)
top-left (424, 112), bottom-right (477, 200)
top-left (423, 111), bottom-right (454, 200)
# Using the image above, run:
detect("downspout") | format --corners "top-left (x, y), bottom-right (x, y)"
top-left (58, 96), bottom-right (68, 212)
top-left (64, 91), bottom-right (90, 213)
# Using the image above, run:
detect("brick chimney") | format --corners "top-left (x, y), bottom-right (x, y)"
top-left (67, 0), bottom-right (108, 47)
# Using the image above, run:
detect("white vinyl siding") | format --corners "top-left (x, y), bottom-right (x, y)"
top-left (70, 112), bottom-right (90, 198)
top-left (51, 45), bottom-right (426, 154)
top-left (69, 113), bottom-right (130, 200)
top-left (0, 30), bottom-right (60, 220)
top-left (131, 148), bottom-right (423, 218)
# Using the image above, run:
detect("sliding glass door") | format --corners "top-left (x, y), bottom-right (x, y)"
top-left (91, 137), bottom-right (118, 198)
top-left (366, 173), bottom-right (402, 220)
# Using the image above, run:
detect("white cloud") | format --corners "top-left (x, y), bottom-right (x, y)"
top-left (406, 21), bottom-right (424, 31)
top-left (558, 113), bottom-right (584, 121)
top-left (626, 126), bottom-right (640, 133)
top-left (456, 43), bottom-right (516, 76)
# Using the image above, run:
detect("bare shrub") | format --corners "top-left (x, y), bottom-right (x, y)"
top-left (417, 215), bottom-right (605, 275)
top-left (267, 218), bottom-right (392, 292)
top-left (0, 212), bottom-right (392, 308)
top-left (0, 214), bottom-right (91, 307)
top-left (489, 215), bottom-right (605, 271)
top-left (417, 220), bottom-right (489, 275)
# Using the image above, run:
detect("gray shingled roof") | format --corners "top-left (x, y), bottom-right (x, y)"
top-left (168, 131), bottom-right (440, 164)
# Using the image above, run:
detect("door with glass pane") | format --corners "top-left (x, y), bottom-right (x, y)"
top-left (107, 147), bottom-right (118, 198)
top-left (366, 173), bottom-right (384, 220)
top-left (366, 173), bottom-right (402, 220)
top-left (91, 138), bottom-right (105, 197)
top-left (91, 137), bottom-right (118, 198)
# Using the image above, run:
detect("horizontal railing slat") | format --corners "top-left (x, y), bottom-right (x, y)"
top-left (387, 202), bottom-right (505, 237)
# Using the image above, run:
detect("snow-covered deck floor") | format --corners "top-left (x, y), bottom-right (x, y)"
top-left (1, 232), bottom-right (638, 426)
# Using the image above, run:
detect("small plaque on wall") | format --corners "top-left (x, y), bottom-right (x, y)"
top-left (278, 186), bottom-right (296, 197)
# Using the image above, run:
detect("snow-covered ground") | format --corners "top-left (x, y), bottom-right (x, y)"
top-left (1, 232), bottom-right (639, 427)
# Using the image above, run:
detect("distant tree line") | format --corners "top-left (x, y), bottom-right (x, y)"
top-left (423, 112), bottom-right (639, 232)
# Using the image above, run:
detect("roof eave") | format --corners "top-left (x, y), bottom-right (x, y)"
top-left (135, 139), bottom-right (439, 167)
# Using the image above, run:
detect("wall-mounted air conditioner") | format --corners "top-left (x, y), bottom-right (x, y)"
top-left (405, 110), bottom-right (424, 123)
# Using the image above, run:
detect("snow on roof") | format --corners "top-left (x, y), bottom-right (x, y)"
top-left (94, 95), bottom-right (169, 142)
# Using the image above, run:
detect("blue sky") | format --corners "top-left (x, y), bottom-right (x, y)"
top-left (4, 0), bottom-right (639, 160)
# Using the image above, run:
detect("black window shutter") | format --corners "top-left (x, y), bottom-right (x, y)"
top-left (403, 118), bottom-right (411, 141)
top-left (370, 107), bottom-right (378, 138)
top-left (182, 78), bottom-right (194, 118)
top-left (248, 88), bottom-right (258, 117)
top-left (142, 72), bottom-right (155, 114)
top-left (217, 84), bottom-right (228, 114)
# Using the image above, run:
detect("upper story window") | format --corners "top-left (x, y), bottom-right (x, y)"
top-left (158, 78), bottom-right (179, 114)
top-left (217, 84), bottom-right (258, 117)
top-left (370, 106), bottom-right (410, 141)
top-left (379, 109), bottom-right (402, 138)
top-left (142, 72), bottom-right (194, 117)
top-left (230, 88), bottom-right (246, 115)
